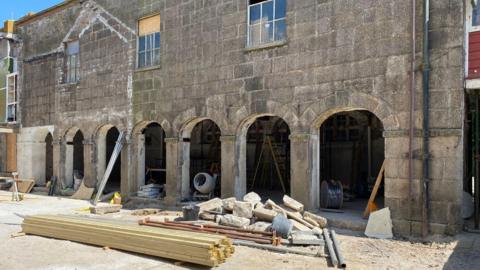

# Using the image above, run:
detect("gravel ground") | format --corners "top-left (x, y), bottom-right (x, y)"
top-left (0, 191), bottom-right (479, 270)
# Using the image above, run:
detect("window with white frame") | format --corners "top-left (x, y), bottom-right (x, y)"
top-left (474, 2), bottom-right (480, 27)
top-left (247, 0), bottom-right (286, 47)
top-left (138, 14), bottom-right (161, 68)
top-left (65, 40), bottom-right (80, 83)
top-left (6, 73), bottom-right (17, 122)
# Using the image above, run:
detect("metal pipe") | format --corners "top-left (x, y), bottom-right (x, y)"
top-left (408, 0), bottom-right (416, 236)
top-left (323, 228), bottom-right (338, 267)
top-left (475, 95), bottom-right (480, 229)
top-left (232, 240), bottom-right (323, 258)
top-left (330, 230), bottom-right (346, 268)
top-left (422, 0), bottom-right (431, 237)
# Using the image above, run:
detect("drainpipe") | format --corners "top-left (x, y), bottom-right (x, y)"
top-left (408, 0), bottom-right (416, 236)
top-left (422, 0), bottom-right (431, 237)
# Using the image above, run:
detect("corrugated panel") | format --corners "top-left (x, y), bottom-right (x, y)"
top-left (469, 32), bottom-right (480, 78)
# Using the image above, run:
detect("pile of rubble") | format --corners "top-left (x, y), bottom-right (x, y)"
top-left (189, 192), bottom-right (327, 246)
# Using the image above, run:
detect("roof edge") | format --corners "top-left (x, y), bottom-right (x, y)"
top-left (15, 0), bottom-right (80, 28)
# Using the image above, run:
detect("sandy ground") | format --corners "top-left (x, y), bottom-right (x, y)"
top-left (0, 191), bottom-right (479, 270)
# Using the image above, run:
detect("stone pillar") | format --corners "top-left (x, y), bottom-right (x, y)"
top-left (220, 135), bottom-right (236, 198)
top-left (164, 137), bottom-right (180, 205)
top-left (289, 133), bottom-right (319, 210)
top-left (83, 139), bottom-right (95, 188)
top-left (52, 139), bottom-right (63, 189)
top-left (120, 138), bottom-right (132, 194)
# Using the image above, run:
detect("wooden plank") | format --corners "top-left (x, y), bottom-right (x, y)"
top-left (363, 161), bottom-right (385, 218)
top-left (9, 179), bottom-right (35, 193)
top-left (6, 133), bottom-right (16, 172)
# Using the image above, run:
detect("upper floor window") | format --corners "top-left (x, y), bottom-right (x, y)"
top-left (247, 0), bottom-right (286, 47)
top-left (138, 14), bottom-right (161, 68)
top-left (65, 40), bottom-right (80, 83)
top-left (6, 73), bottom-right (17, 122)
top-left (474, 2), bottom-right (480, 27)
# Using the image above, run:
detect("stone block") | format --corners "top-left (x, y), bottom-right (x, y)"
top-left (222, 197), bottom-right (237, 211)
top-left (233, 201), bottom-right (254, 218)
top-left (217, 214), bottom-right (250, 228)
top-left (243, 191), bottom-right (261, 204)
top-left (365, 207), bottom-right (393, 239)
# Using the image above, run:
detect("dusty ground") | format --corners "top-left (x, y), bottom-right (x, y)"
top-left (0, 191), bottom-right (479, 270)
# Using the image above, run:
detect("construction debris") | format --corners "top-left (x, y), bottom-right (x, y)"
top-left (136, 184), bottom-right (163, 199)
top-left (253, 207), bottom-right (277, 222)
top-left (303, 211), bottom-right (328, 228)
top-left (70, 181), bottom-right (94, 200)
top-left (232, 201), bottom-right (253, 218)
top-left (131, 208), bottom-right (161, 216)
top-left (217, 214), bottom-right (250, 228)
top-left (243, 192), bottom-right (261, 204)
top-left (22, 215), bottom-right (234, 267)
top-left (90, 203), bottom-right (122, 215)
top-left (290, 231), bottom-right (324, 246)
top-left (197, 198), bottom-right (223, 212)
top-left (364, 207), bottom-right (393, 239)
top-left (283, 195), bottom-right (304, 212)
top-left (222, 197), bottom-right (237, 211)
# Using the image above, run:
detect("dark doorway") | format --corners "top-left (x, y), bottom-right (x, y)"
top-left (246, 116), bottom-right (290, 200)
top-left (104, 127), bottom-right (121, 193)
top-left (143, 123), bottom-right (166, 185)
top-left (45, 133), bottom-right (53, 183)
top-left (73, 130), bottom-right (84, 178)
top-left (319, 110), bottom-right (385, 210)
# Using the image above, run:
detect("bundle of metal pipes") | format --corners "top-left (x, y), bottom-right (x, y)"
top-left (139, 218), bottom-right (282, 246)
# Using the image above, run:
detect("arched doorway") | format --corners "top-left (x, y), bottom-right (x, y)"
top-left (45, 133), bottom-right (53, 183)
top-left (242, 115), bottom-right (291, 201)
top-left (64, 128), bottom-right (84, 189)
top-left (96, 125), bottom-right (122, 193)
top-left (319, 110), bottom-right (385, 210)
top-left (189, 119), bottom-right (221, 199)
top-left (142, 123), bottom-right (166, 188)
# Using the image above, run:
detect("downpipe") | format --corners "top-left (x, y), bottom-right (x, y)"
top-left (422, 0), bottom-right (431, 237)
top-left (408, 0), bottom-right (416, 236)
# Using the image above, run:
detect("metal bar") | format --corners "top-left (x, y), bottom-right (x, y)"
top-left (232, 240), bottom-right (323, 258)
top-left (475, 94), bottom-right (480, 229)
top-left (93, 131), bottom-right (125, 205)
top-left (330, 230), bottom-right (346, 268)
top-left (323, 228), bottom-right (338, 267)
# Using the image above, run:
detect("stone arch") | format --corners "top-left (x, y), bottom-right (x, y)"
top-left (62, 127), bottom-right (85, 189)
top-left (16, 126), bottom-right (55, 185)
top-left (94, 124), bottom-right (122, 190)
top-left (173, 106), bottom-right (227, 137)
top-left (305, 98), bottom-right (393, 209)
top-left (131, 120), bottom-right (167, 192)
top-left (234, 113), bottom-right (292, 199)
top-left (178, 117), bottom-right (223, 200)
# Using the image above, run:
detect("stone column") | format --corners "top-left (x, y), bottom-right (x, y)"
top-left (120, 137), bottom-right (132, 194)
top-left (52, 139), bottom-right (64, 189)
top-left (220, 135), bottom-right (236, 198)
top-left (164, 137), bottom-right (180, 205)
top-left (83, 139), bottom-right (95, 188)
top-left (289, 133), bottom-right (319, 210)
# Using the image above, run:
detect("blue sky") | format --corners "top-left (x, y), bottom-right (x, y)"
top-left (0, 0), bottom-right (63, 22)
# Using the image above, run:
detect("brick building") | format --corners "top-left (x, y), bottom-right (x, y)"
top-left (0, 0), bottom-right (469, 236)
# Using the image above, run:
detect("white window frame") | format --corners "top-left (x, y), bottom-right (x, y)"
top-left (6, 73), bottom-right (17, 123)
top-left (137, 32), bottom-right (161, 68)
top-left (247, 0), bottom-right (287, 47)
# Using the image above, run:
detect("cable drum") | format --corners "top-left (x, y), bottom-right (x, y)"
top-left (320, 180), bottom-right (344, 209)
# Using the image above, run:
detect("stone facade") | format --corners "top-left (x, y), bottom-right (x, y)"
top-left (5, 0), bottom-right (465, 236)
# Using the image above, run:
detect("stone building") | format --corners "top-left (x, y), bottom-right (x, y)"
top-left (0, 0), bottom-right (468, 236)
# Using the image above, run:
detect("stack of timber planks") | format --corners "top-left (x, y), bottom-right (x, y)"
top-left (22, 215), bottom-right (234, 267)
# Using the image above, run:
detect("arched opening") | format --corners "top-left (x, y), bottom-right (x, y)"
top-left (72, 130), bottom-right (84, 181)
top-left (319, 110), bottom-right (385, 211)
top-left (142, 123), bottom-right (166, 188)
top-left (243, 116), bottom-right (291, 201)
top-left (96, 126), bottom-right (122, 193)
top-left (189, 120), bottom-right (221, 200)
top-left (45, 133), bottom-right (53, 182)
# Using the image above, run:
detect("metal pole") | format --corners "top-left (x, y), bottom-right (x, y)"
top-left (323, 228), bottom-right (338, 267)
top-left (422, 0), bottom-right (431, 237)
top-left (475, 94), bottom-right (479, 229)
top-left (330, 230), bottom-right (346, 268)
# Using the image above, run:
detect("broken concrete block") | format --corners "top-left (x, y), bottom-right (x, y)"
top-left (233, 201), bottom-right (254, 218)
top-left (217, 214), bottom-right (250, 228)
top-left (364, 207), bottom-right (393, 239)
top-left (222, 197), bottom-right (237, 211)
top-left (196, 198), bottom-right (223, 212)
top-left (90, 203), bottom-right (122, 215)
top-left (283, 195), bottom-right (304, 212)
top-left (290, 231), bottom-right (324, 245)
top-left (247, 221), bottom-right (272, 232)
top-left (253, 207), bottom-right (278, 222)
top-left (254, 201), bottom-right (264, 209)
top-left (265, 199), bottom-right (287, 217)
top-left (303, 211), bottom-right (328, 228)
top-left (290, 219), bottom-right (311, 232)
top-left (303, 216), bottom-right (320, 227)
top-left (243, 192), bottom-right (262, 204)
